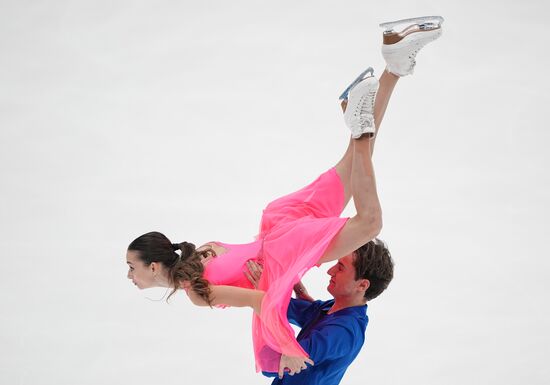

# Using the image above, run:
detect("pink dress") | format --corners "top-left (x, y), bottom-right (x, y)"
top-left (203, 167), bottom-right (349, 372)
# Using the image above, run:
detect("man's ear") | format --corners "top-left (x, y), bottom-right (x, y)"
top-left (358, 279), bottom-right (370, 293)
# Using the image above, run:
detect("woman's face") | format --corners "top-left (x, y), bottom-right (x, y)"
top-left (126, 250), bottom-right (156, 289)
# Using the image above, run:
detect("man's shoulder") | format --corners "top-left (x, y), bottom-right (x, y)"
top-left (290, 298), bottom-right (333, 311)
top-left (325, 306), bottom-right (368, 332)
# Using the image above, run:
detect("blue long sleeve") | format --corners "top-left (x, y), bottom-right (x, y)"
top-left (297, 323), bottom-right (355, 363)
top-left (286, 299), bottom-right (322, 328)
top-left (267, 299), bottom-right (368, 385)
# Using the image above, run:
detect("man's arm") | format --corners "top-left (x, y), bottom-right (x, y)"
top-left (297, 323), bottom-right (357, 363)
top-left (287, 298), bottom-right (322, 328)
top-left (271, 323), bottom-right (357, 379)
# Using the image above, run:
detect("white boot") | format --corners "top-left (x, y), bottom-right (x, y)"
top-left (380, 16), bottom-right (444, 77)
top-left (344, 75), bottom-right (379, 139)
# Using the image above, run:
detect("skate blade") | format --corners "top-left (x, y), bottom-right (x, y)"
top-left (339, 67), bottom-right (374, 101)
top-left (379, 16), bottom-right (444, 33)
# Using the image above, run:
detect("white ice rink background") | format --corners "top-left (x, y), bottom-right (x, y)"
top-left (1, 1), bottom-right (549, 384)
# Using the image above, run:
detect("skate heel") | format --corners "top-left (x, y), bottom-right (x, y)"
top-left (382, 26), bottom-right (443, 45)
top-left (339, 67), bottom-right (374, 101)
top-left (380, 15), bottom-right (444, 77)
top-left (380, 15), bottom-right (444, 34)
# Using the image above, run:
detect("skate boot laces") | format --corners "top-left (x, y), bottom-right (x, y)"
top-left (353, 89), bottom-right (376, 131)
top-left (345, 77), bottom-right (378, 138)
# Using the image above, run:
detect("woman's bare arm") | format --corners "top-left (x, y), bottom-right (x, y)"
top-left (211, 286), bottom-right (264, 316)
top-left (186, 284), bottom-right (264, 316)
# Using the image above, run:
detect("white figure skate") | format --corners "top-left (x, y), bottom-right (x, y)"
top-left (380, 16), bottom-right (444, 77)
top-left (344, 74), bottom-right (379, 139)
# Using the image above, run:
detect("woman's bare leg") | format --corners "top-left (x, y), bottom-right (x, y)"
top-left (334, 69), bottom-right (399, 206)
top-left (319, 133), bottom-right (382, 264)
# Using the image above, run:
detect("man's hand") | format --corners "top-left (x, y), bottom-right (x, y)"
top-left (278, 354), bottom-right (314, 379)
top-left (244, 260), bottom-right (263, 289)
top-left (293, 281), bottom-right (315, 302)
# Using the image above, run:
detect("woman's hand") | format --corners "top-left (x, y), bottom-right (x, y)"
top-left (278, 354), bottom-right (314, 379)
top-left (244, 260), bottom-right (263, 289)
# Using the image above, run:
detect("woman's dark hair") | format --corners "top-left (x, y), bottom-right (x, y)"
top-left (352, 238), bottom-right (394, 301)
top-left (127, 231), bottom-right (214, 305)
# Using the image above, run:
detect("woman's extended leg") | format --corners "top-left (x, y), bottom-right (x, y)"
top-left (319, 127), bottom-right (382, 264)
top-left (335, 16), bottom-right (443, 207)
top-left (322, 17), bottom-right (444, 264)
top-left (259, 70), bottom-right (397, 229)
top-left (334, 69), bottom-right (399, 206)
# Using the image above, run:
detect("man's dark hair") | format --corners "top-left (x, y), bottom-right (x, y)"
top-left (353, 238), bottom-right (394, 301)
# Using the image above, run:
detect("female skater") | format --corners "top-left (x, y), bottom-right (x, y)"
top-left (125, 16), bottom-right (443, 375)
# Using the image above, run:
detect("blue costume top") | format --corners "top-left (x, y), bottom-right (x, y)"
top-left (264, 298), bottom-right (368, 385)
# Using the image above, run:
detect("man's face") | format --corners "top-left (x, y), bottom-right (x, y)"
top-left (327, 254), bottom-right (368, 298)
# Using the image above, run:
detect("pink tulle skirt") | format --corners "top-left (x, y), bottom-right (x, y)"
top-left (252, 167), bottom-right (349, 372)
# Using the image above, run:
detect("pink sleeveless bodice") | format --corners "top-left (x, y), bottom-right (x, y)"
top-left (203, 240), bottom-right (263, 289)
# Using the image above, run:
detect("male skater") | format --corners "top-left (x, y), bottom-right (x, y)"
top-left (246, 238), bottom-right (394, 385)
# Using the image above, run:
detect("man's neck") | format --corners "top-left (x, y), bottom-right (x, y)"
top-left (327, 296), bottom-right (367, 314)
